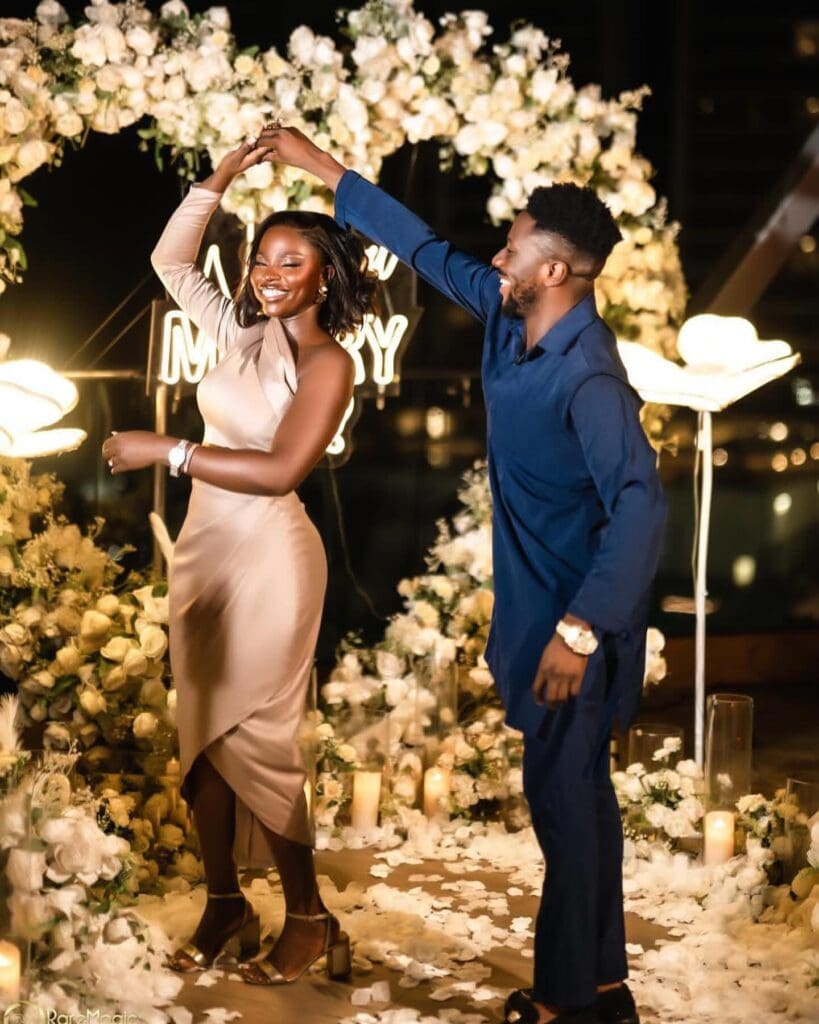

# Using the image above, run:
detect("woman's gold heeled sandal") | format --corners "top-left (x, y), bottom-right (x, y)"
top-left (239, 910), bottom-right (352, 986)
top-left (168, 891), bottom-right (261, 973)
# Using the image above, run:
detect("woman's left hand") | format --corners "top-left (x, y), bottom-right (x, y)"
top-left (102, 431), bottom-right (172, 474)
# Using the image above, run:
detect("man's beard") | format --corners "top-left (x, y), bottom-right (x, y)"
top-left (500, 280), bottom-right (538, 318)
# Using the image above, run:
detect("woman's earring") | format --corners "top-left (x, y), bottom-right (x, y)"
top-left (317, 282), bottom-right (329, 303)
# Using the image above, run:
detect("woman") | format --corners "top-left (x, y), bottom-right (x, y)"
top-left (101, 132), bottom-right (377, 986)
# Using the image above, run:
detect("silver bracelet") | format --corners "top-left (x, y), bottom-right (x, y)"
top-left (182, 442), bottom-right (199, 475)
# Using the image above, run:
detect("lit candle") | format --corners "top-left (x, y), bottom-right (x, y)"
top-left (351, 770), bottom-right (382, 832)
top-left (703, 810), bottom-right (735, 865)
top-left (0, 940), bottom-right (20, 1003)
top-left (164, 756), bottom-right (181, 812)
top-left (423, 767), bottom-right (451, 821)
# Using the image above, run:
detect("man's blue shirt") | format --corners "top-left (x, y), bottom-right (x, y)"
top-left (335, 171), bottom-right (668, 735)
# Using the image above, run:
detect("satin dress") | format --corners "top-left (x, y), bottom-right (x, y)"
top-left (151, 185), bottom-right (326, 863)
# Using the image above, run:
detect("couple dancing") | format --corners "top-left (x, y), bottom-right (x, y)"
top-left (102, 126), bottom-right (666, 1024)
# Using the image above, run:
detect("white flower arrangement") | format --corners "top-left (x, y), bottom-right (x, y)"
top-left (612, 748), bottom-right (705, 845)
top-left (0, 0), bottom-right (685, 377)
top-left (0, 690), bottom-right (183, 1017)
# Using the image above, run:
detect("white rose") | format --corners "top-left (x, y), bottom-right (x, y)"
top-left (321, 681), bottom-right (347, 705)
top-left (95, 65), bottom-right (122, 92)
top-left (385, 676), bottom-right (410, 707)
top-left (81, 610), bottom-right (112, 638)
top-left (122, 647), bottom-right (148, 677)
top-left (337, 744), bottom-right (357, 764)
top-left (125, 26), bottom-right (157, 56)
top-left (13, 140), bottom-right (52, 178)
top-left (412, 600), bottom-right (439, 629)
top-left (139, 677), bottom-right (167, 708)
top-left (315, 722), bottom-right (334, 740)
top-left (428, 577), bottom-right (455, 602)
top-left (79, 686), bottom-right (107, 716)
top-left (77, 664), bottom-right (95, 686)
top-left (133, 712), bottom-right (158, 739)
top-left (101, 636), bottom-right (132, 663)
top-left (101, 665), bottom-right (127, 692)
top-left (288, 25), bottom-right (317, 65)
top-left (40, 811), bottom-right (129, 885)
top-left (95, 594), bottom-right (120, 617)
top-left (132, 585), bottom-right (169, 624)
top-left (375, 650), bottom-right (404, 679)
top-left (31, 670), bottom-right (56, 691)
top-left (205, 5), bottom-right (230, 28)
top-left (234, 53), bottom-right (255, 76)
top-left (36, 0), bottom-right (69, 25)
top-left (160, 0), bottom-right (189, 19)
top-left (3, 98), bottom-right (30, 135)
top-left (17, 607), bottom-right (42, 629)
top-left (243, 161), bottom-right (274, 189)
top-left (55, 111), bottom-right (84, 137)
top-left (138, 624), bottom-right (167, 660)
top-left (6, 848), bottom-right (47, 891)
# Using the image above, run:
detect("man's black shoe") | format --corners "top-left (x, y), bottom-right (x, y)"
top-left (596, 983), bottom-right (639, 1024)
top-left (502, 989), bottom-right (599, 1024)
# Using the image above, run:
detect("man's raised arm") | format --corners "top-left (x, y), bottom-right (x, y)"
top-left (260, 126), bottom-right (499, 324)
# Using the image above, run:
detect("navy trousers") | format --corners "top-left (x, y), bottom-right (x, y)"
top-left (522, 643), bottom-right (629, 1008)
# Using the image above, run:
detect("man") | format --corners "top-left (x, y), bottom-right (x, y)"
top-left (262, 127), bottom-right (667, 1024)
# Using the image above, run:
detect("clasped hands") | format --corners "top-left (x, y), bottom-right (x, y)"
top-left (531, 618), bottom-right (592, 710)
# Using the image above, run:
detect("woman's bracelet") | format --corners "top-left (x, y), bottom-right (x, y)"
top-left (182, 442), bottom-right (199, 475)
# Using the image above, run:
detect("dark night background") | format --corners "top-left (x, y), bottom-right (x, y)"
top-left (2, 1), bottom-right (818, 670)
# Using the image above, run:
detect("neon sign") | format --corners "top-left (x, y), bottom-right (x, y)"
top-left (149, 241), bottom-right (419, 457)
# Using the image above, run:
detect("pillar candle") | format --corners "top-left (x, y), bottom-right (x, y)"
top-left (351, 770), bottom-right (381, 832)
top-left (423, 767), bottom-right (451, 821)
top-left (164, 756), bottom-right (181, 812)
top-left (0, 941), bottom-right (20, 1003)
top-left (703, 810), bottom-right (735, 865)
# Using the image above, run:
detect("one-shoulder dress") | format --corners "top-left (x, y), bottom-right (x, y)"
top-left (151, 185), bottom-right (327, 863)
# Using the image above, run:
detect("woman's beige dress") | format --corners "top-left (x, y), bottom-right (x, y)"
top-left (151, 185), bottom-right (326, 863)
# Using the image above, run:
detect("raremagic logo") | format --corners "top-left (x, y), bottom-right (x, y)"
top-left (4, 1007), bottom-right (137, 1024)
top-left (3, 1004), bottom-right (44, 1024)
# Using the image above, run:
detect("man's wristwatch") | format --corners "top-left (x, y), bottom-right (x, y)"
top-left (555, 619), bottom-right (599, 656)
top-left (167, 440), bottom-right (191, 478)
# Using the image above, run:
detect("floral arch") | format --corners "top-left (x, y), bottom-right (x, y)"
top-left (1, 0), bottom-right (685, 388)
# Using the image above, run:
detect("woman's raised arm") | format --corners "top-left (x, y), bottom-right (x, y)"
top-left (150, 139), bottom-right (274, 354)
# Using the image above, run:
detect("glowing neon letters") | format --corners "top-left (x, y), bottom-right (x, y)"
top-left (157, 244), bottom-right (410, 454)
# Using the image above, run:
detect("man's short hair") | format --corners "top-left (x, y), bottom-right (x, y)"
top-left (526, 183), bottom-right (622, 277)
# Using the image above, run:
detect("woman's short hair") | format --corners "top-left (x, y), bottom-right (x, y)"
top-left (234, 210), bottom-right (378, 337)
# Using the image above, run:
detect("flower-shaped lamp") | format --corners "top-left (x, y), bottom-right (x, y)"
top-left (0, 359), bottom-right (87, 458)
top-left (618, 315), bottom-right (800, 766)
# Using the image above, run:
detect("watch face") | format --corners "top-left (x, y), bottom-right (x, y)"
top-left (169, 447), bottom-right (185, 467)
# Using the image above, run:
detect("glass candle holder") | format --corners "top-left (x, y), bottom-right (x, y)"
top-left (405, 655), bottom-right (458, 764)
top-left (334, 706), bottom-right (391, 832)
top-left (705, 694), bottom-right (753, 809)
top-left (783, 775), bottom-right (819, 881)
top-left (627, 722), bottom-right (685, 768)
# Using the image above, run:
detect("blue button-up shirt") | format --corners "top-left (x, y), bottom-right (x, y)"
top-left (335, 171), bottom-right (667, 736)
